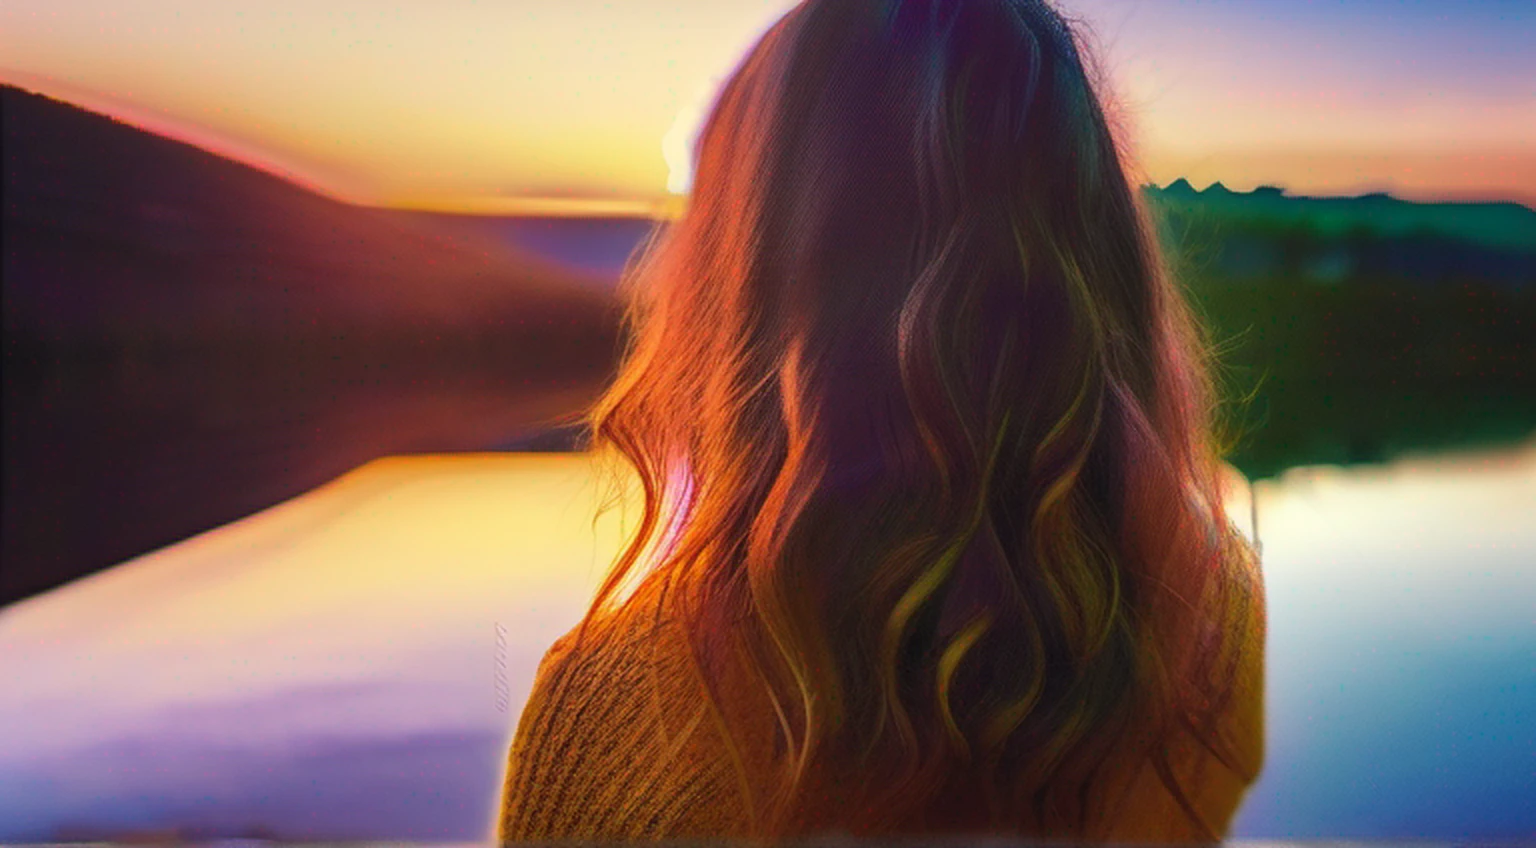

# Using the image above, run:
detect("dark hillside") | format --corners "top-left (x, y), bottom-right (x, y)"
top-left (2, 84), bottom-right (621, 605)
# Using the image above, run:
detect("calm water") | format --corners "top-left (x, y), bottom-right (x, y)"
top-left (1228, 447), bottom-right (1534, 839)
top-left (0, 444), bottom-right (1531, 842)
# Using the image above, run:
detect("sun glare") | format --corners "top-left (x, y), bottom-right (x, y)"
top-left (663, 81), bottom-right (718, 196)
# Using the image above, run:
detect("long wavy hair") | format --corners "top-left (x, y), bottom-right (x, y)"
top-left (562, 0), bottom-right (1263, 840)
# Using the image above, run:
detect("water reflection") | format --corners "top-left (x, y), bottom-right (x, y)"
top-left (1233, 445), bottom-right (1535, 839)
top-left (1, 343), bottom-right (612, 605)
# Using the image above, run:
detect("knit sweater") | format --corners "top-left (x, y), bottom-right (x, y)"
top-left (495, 572), bottom-right (1265, 842)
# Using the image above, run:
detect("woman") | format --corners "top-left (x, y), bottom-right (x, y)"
top-left (497, 0), bottom-right (1265, 841)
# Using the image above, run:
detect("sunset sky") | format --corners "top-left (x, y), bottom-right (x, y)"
top-left (2, 0), bottom-right (1532, 214)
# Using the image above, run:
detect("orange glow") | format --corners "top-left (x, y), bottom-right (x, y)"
top-left (384, 194), bottom-right (690, 220)
top-left (1, 1), bottom-right (1530, 211)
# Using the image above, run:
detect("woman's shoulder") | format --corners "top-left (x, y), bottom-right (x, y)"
top-left (499, 577), bottom-right (750, 841)
top-left (518, 586), bottom-right (678, 738)
top-left (541, 570), bottom-right (683, 665)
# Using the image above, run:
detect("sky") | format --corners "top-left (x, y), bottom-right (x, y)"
top-left (1, 0), bottom-right (1532, 214)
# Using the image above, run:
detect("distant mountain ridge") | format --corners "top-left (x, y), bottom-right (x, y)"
top-left (1146, 178), bottom-right (1536, 254)
top-left (1142, 179), bottom-right (1536, 290)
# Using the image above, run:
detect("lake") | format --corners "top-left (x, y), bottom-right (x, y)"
top-left (0, 442), bottom-right (1530, 842)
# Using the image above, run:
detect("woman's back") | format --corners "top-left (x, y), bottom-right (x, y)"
top-left (498, 0), bottom-right (1267, 840)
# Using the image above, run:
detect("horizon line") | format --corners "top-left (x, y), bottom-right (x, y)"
top-left (378, 184), bottom-right (1536, 219)
top-left (379, 194), bottom-right (691, 220)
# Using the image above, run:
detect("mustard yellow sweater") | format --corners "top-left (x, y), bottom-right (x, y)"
top-left (496, 577), bottom-right (1265, 842)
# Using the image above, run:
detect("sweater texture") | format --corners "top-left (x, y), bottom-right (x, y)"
top-left (496, 572), bottom-right (1265, 842)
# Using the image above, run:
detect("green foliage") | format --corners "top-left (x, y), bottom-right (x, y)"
top-left (1143, 185), bottom-right (1536, 479)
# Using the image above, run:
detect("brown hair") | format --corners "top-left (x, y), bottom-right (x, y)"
top-left (563, 0), bottom-right (1262, 839)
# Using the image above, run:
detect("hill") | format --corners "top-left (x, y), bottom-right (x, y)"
top-left (1, 84), bottom-right (621, 606)
top-left (2, 83), bottom-right (619, 348)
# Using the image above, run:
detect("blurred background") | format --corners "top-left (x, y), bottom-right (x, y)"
top-left (1, 0), bottom-right (1532, 843)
